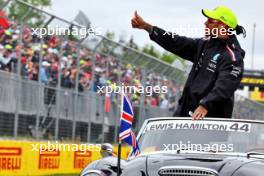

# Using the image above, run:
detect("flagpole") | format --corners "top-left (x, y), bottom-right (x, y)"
top-left (117, 139), bottom-right (121, 176)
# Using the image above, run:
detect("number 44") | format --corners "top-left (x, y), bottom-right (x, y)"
top-left (230, 123), bottom-right (250, 132)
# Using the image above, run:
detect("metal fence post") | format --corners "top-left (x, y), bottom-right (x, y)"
top-left (55, 36), bottom-right (64, 140)
top-left (73, 37), bottom-right (86, 141)
top-left (114, 63), bottom-right (122, 143)
top-left (87, 92), bottom-right (93, 142)
top-left (84, 36), bottom-right (101, 142)
top-left (35, 37), bottom-right (45, 139)
top-left (13, 8), bottom-right (32, 138)
top-left (138, 68), bottom-right (147, 131)
top-left (13, 24), bottom-right (24, 138)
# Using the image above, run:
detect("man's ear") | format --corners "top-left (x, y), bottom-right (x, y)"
top-left (218, 24), bottom-right (229, 34)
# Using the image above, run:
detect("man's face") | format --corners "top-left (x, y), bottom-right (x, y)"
top-left (204, 18), bottom-right (228, 38)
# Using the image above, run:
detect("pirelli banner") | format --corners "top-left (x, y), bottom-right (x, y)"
top-left (240, 70), bottom-right (264, 102)
top-left (240, 76), bottom-right (264, 90)
top-left (250, 88), bottom-right (264, 102)
top-left (240, 70), bottom-right (264, 90)
top-left (0, 140), bottom-right (130, 176)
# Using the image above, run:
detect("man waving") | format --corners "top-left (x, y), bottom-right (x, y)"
top-left (131, 6), bottom-right (246, 120)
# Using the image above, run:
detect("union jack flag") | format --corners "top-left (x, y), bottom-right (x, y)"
top-left (119, 94), bottom-right (140, 156)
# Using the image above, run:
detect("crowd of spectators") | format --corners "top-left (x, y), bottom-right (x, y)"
top-left (0, 12), bottom-right (182, 111)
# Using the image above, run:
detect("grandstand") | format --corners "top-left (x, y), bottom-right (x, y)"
top-left (0, 0), bottom-right (264, 144)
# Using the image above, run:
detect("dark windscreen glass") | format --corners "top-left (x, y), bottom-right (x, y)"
top-left (138, 119), bottom-right (264, 154)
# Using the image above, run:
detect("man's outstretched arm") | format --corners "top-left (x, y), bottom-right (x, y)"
top-left (131, 11), bottom-right (200, 63)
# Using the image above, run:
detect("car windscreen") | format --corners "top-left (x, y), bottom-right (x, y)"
top-left (138, 119), bottom-right (264, 154)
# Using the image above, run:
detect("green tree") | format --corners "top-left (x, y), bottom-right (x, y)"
top-left (160, 52), bottom-right (187, 69)
top-left (105, 31), bottom-right (115, 40)
top-left (99, 31), bottom-right (116, 54)
top-left (160, 52), bottom-right (177, 64)
top-left (142, 44), bottom-right (187, 69)
top-left (0, 0), bottom-right (51, 27)
top-left (126, 36), bottom-right (139, 50)
top-left (142, 44), bottom-right (160, 58)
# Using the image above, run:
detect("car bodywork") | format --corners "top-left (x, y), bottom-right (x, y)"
top-left (81, 118), bottom-right (264, 176)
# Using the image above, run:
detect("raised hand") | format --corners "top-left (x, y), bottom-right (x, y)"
top-left (131, 10), bottom-right (153, 32)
